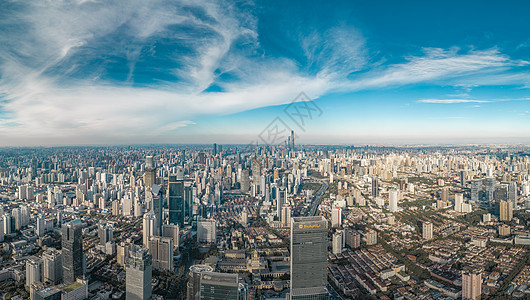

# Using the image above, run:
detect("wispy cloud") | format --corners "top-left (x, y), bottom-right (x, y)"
top-left (417, 99), bottom-right (491, 104)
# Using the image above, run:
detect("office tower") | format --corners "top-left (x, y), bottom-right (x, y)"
top-left (13, 207), bottom-right (22, 231)
top-left (423, 221), bottom-right (433, 240)
top-left (454, 193), bottom-right (464, 212)
top-left (33, 285), bottom-right (62, 300)
top-left (161, 223), bottom-right (180, 250)
top-left (365, 230), bottom-right (377, 246)
top-left (26, 256), bottom-right (43, 290)
top-left (149, 184), bottom-right (163, 231)
top-left (371, 176), bottom-right (379, 198)
top-left (241, 207), bottom-right (248, 227)
top-left (126, 246), bottom-right (152, 300)
top-left (197, 219), bottom-right (216, 243)
top-left (143, 212), bottom-right (158, 248)
top-left (508, 182), bottom-right (517, 207)
top-left (290, 130), bottom-right (295, 151)
top-left (3, 214), bottom-right (11, 235)
top-left (251, 160), bottom-right (261, 180)
top-left (62, 220), bottom-right (84, 284)
top-left (281, 204), bottom-right (291, 227)
top-left (332, 231), bottom-right (343, 255)
top-left (168, 167), bottom-right (185, 227)
top-left (462, 270), bottom-right (482, 300)
top-left (199, 272), bottom-right (248, 300)
top-left (482, 213), bottom-right (491, 223)
top-left (345, 229), bottom-right (361, 249)
top-left (441, 187), bottom-right (449, 203)
top-left (149, 236), bottom-right (174, 271)
top-left (213, 143), bottom-right (218, 156)
top-left (485, 177), bottom-right (496, 202)
top-left (499, 200), bottom-right (513, 222)
top-left (471, 179), bottom-right (482, 202)
top-left (331, 207), bottom-right (341, 227)
top-left (389, 190), bottom-right (398, 212)
top-left (495, 184), bottom-right (508, 202)
top-left (240, 169), bottom-right (250, 193)
top-left (36, 215), bottom-right (45, 236)
top-left (56, 211), bottom-right (63, 227)
top-left (277, 187), bottom-right (287, 214)
top-left (117, 242), bottom-right (129, 266)
top-left (143, 156), bottom-right (156, 190)
top-left (98, 222), bottom-right (113, 246)
top-left (290, 216), bottom-right (329, 300)
top-left (43, 249), bottom-right (62, 284)
top-left (187, 265), bottom-right (214, 300)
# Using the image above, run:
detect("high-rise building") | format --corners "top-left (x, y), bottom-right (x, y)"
top-left (62, 220), bottom-right (84, 284)
top-left (161, 223), bottom-right (180, 250)
top-left (168, 167), bottom-right (185, 227)
top-left (197, 219), bottom-right (216, 243)
top-left (281, 204), bottom-right (291, 227)
top-left (143, 212), bottom-right (158, 248)
top-left (495, 184), bottom-right (508, 202)
top-left (499, 200), bottom-right (513, 222)
top-left (471, 179), bottom-right (482, 202)
top-left (240, 169), bottom-right (250, 193)
top-left (199, 272), bottom-right (248, 300)
top-left (389, 190), bottom-right (398, 212)
top-left (149, 236), bottom-right (174, 271)
top-left (441, 187), bottom-right (449, 203)
top-left (332, 231), bottom-right (343, 255)
top-left (423, 221), bottom-right (433, 240)
top-left (345, 229), bottom-right (361, 249)
top-left (485, 177), bottom-right (496, 203)
top-left (277, 187), bottom-right (287, 216)
top-left (508, 182), bottom-right (517, 207)
top-left (462, 270), bottom-right (482, 300)
top-left (26, 256), bottom-right (43, 290)
top-left (290, 216), bottom-right (329, 300)
top-left (125, 245), bottom-right (152, 300)
top-left (454, 193), bottom-right (464, 212)
top-left (371, 176), bottom-right (379, 198)
top-left (186, 265), bottom-right (214, 300)
top-left (36, 215), bottom-right (45, 236)
top-left (143, 156), bottom-right (156, 190)
top-left (117, 242), bottom-right (129, 267)
top-left (331, 207), bottom-right (341, 227)
top-left (149, 184), bottom-right (163, 231)
top-left (98, 222), bottom-right (113, 246)
top-left (43, 249), bottom-right (62, 284)
top-left (365, 230), bottom-right (377, 246)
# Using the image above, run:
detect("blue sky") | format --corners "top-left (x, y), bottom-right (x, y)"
top-left (0, 0), bottom-right (529, 145)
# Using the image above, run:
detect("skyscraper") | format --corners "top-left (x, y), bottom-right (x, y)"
top-left (186, 265), bottom-right (214, 300)
top-left (168, 167), bottom-right (185, 227)
top-left (143, 212), bottom-right (158, 248)
top-left (462, 270), bottom-right (482, 300)
top-left (43, 249), bottom-right (62, 284)
top-left (98, 222), bottom-right (113, 246)
top-left (149, 236), bottom-right (174, 271)
top-left (365, 230), bottom-right (377, 245)
top-left (331, 207), bottom-right (341, 227)
top-left (290, 216), bottom-right (329, 300)
top-left (423, 221), bottom-right (433, 240)
top-left (508, 182), bottom-right (517, 207)
top-left (499, 200), bottom-right (513, 222)
top-left (345, 229), bottom-right (361, 249)
top-left (240, 169), bottom-right (250, 193)
top-left (26, 256), bottom-right (43, 290)
top-left (277, 187), bottom-right (287, 216)
top-left (454, 193), bottom-right (464, 212)
top-left (485, 177), bottom-right (496, 203)
top-left (471, 179), bottom-right (482, 202)
top-left (143, 156), bottom-right (156, 190)
top-left (389, 190), bottom-right (398, 212)
top-left (126, 245), bottom-right (152, 300)
top-left (197, 219), bottom-right (216, 243)
top-left (62, 220), bottom-right (84, 284)
top-left (161, 223), bottom-right (180, 250)
top-left (371, 176), bottom-right (379, 198)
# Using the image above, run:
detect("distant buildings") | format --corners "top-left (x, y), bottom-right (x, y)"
top-left (290, 216), bottom-right (329, 299)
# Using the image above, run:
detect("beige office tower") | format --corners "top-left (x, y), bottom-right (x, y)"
top-left (423, 221), bottom-right (433, 240)
top-left (462, 270), bottom-right (481, 300)
top-left (499, 200), bottom-right (513, 221)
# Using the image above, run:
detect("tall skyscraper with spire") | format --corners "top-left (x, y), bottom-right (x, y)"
top-left (168, 167), bottom-right (185, 227)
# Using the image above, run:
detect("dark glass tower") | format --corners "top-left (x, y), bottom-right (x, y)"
top-left (62, 220), bottom-right (83, 284)
top-left (290, 216), bottom-right (329, 300)
top-left (168, 167), bottom-right (185, 227)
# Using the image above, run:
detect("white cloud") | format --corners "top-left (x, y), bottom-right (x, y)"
top-left (417, 99), bottom-right (491, 104)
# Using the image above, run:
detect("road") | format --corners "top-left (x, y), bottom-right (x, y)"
top-left (305, 177), bottom-right (328, 216)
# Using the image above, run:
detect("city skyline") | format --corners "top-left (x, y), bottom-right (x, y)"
top-left (1, 1), bottom-right (530, 146)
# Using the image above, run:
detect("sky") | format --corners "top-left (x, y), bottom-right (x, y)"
top-left (0, 0), bottom-right (530, 146)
